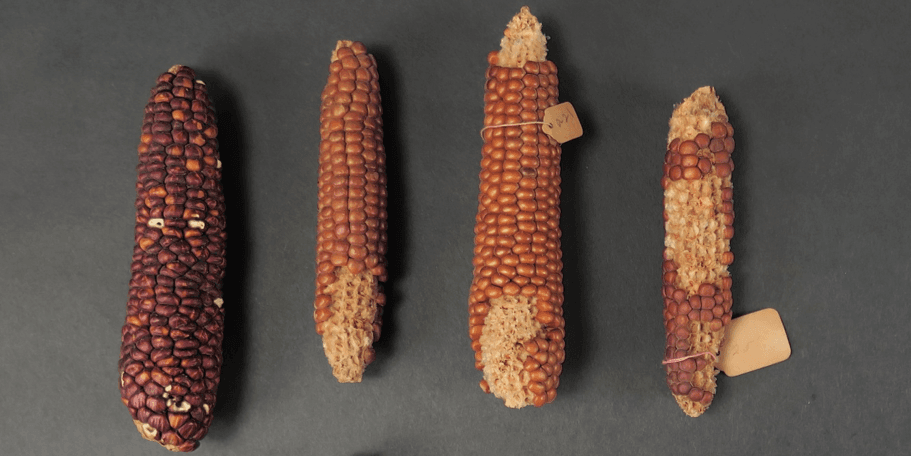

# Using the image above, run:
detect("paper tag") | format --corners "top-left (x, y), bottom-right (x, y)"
top-left (716, 308), bottom-right (791, 377)
top-left (542, 102), bottom-right (583, 143)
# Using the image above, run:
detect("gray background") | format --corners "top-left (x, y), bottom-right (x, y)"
top-left (2, 1), bottom-right (909, 454)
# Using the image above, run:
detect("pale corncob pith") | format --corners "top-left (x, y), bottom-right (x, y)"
top-left (315, 41), bottom-right (387, 383)
top-left (469, 7), bottom-right (565, 408)
top-left (661, 86), bottom-right (735, 417)
top-left (119, 65), bottom-right (226, 452)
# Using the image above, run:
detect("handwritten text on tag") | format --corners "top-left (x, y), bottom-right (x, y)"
top-left (542, 102), bottom-right (583, 144)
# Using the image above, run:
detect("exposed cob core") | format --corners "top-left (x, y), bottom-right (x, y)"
top-left (470, 7), bottom-right (565, 408)
top-left (497, 6), bottom-right (548, 67)
top-left (119, 65), bottom-right (226, 452)
top-left (315, 40), bottom-right (387, 383)
top-left (661, 86), bottom-right (735, 417)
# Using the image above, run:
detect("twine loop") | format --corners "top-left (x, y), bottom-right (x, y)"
top-left (480, 121), bottom-right (545, 139)
top-left (662, 351), bottom-right (717, 365)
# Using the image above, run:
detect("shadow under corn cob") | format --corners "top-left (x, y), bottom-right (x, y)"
top-left (315, 41), bottom-right (387, 383)
top-left (119, 65), bottom-right (226, 451)
top-left (469, 7), bottom-right (565, 408)
top-left (661, 86), bottom-right (734, 417)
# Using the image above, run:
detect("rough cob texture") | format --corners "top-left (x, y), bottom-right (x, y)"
top-left (469, 7), bottom-right (565, 408)
top-left (315, 41), bottom-right (387, 383)
top-left (119, 66), bottom-right (226, 451)
top-left (661, 86), bottom-right (734, 417)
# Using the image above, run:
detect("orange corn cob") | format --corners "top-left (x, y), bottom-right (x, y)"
top-left (469, 7), bottom-right (565, 408)
top-left (661, 86), bottom-right (735, 417)
top-left (314, 41), bottom-right (388, 383)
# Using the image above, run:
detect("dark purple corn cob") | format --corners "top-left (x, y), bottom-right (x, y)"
top-left (119, 65), bottom-right (225, 451)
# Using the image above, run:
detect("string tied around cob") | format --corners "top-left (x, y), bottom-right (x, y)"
top-left (662, 351), bottom-right (718, 365)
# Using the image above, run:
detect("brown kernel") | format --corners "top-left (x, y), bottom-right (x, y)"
top-left (529, 369), bottom-right (547, 383)
top-left (697, 158), bottom-right (712, 174)
top-left (682, 167), bottom-right (702, 180)
top-left (672, 289), bottom-right (686, 302)
top-left (679, 140), bottom-right (698, 155)
top-left (710, 122), bottom-right (727, 138)
top-left (710, 319), bottom-right (723, 331)
top-left (712, 305), bottom-right (725, 317)
top-left (714, 151), bottom-right (730, 163)
top-left (698, 284), bottom-right (716, 297)
top-left (484, 285), bottom-right (503, 298)
top-left (709, 137), bottom-right (725, 152)
top-left (681, 155), bottom-right (699, 168)
top-left (534, 336), bottom-right (550, 352)
top-left (502, 282), bottom-right (521, 295)
top-left (701, 297), bottom-right (715, 310)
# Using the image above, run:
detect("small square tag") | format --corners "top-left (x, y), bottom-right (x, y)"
top-left (542, 102), bottom-right (583, 143)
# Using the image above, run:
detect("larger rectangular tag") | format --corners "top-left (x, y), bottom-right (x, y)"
top-left (716, 308), bottom-right (791, 377)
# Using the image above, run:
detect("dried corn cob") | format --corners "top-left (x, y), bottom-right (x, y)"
top-left (118, 65), bottom-right (226, 451)
top-left (661, 86), bottom-right (735, 417)
top-left (315, 41), bottom-right (387, 383)
top-left (469, 7), bottom-right (565, 408)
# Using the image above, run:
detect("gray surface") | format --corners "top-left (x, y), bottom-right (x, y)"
top-left (1, 1), bottom-right (910, 455)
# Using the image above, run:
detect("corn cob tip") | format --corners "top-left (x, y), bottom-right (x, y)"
top-left (497, 6), bottom-right (547, 68)
top-left (675, 396), bottom-right (709, 418)
top-left (133, 419), bottom-right (197, 452)
top-left (331, 40), bottom-right (368, 62)
top-left (133, 419), bottom-right (158, 442)
top-left (479, 295), bottom-right (546, 408)
top-left (321, 268), bottom-right (379, 383)
top-left (164, 65), bottom-right (203, 86)
top-left (670, 323), bottom-right (724, 418)
top-left (669, 86), bottom-right (728, 145)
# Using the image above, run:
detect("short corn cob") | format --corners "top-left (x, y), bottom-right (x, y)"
top-left (469, 7), bottom-right (565, 408)
top-left (119, 65), bottom-right (226, 451)
top-left (661, 86), bottom-right (734, 417)
top-left (315, 41), bottom-right (387, 383)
